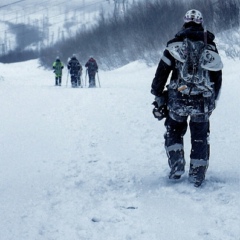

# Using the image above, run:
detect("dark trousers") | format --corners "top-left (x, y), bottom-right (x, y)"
top-left (55, 76), bottom-right (62, 86)
top-left (164, 116), bottom-right (210, 171)
top-left (71, 74), bottom-right (78, 87)
top-left (88, 73), bottom-right (96, 87)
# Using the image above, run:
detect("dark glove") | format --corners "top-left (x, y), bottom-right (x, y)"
top-left (152, 91), bottom-right (168, 121)
top-left (152, 103), bottom-right (168, 121)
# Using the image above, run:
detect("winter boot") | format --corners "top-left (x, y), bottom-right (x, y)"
top-left (71, 78), bottom-right (78, 88)
top-left (168, 157), bottom-right (185, 179)
top-left (89, 77), bottom-right (96, 88)
top-left (164, 117), bottom-right (188, 180)
top-left (166, 142), bottom-right (186, 179)
top-left (188, 160), bottom-right (208, 187)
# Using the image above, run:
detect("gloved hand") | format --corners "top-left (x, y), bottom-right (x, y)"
top-left (152, 92), bottom-right (168, 121)
top-left (152, 103), bottom-right (168, 121)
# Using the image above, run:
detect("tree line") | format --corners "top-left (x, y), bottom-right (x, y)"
top-left (0, 0), bottom-right (239, 69)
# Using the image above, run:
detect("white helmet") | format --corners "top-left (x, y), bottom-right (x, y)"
top-left (184, 9), bottom-right (203, 24)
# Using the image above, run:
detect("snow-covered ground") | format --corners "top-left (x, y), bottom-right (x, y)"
top-left (0, 55), bottom-right (239, 240)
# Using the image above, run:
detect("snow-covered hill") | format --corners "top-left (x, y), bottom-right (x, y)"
top-left (0, 55), bottom-right (239, 240)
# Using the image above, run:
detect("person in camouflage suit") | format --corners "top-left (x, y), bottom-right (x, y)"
top-left (151, 9), bottom-right (223, 187)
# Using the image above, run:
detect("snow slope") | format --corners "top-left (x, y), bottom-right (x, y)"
top-left (0, 56), bottom-right (239, 240)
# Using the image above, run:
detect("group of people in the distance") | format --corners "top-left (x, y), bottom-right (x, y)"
top-left (52, 54), bottom-right (98, 88)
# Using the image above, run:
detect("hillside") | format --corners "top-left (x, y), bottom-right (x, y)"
top-left (0, 0), bottom-right (115, 53)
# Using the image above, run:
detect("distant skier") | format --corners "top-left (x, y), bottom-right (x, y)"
top-left (52, 56), bottom-right (64, 86)
top-left (85, 57), bottom-right (98, 88)
top-left (67, 54), bottom-right (82, 88)
top-left (151, 9), bottom-right (223, 187)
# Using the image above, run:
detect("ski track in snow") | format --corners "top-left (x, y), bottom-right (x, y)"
top-left (0, 58), bottom-right (239, 240)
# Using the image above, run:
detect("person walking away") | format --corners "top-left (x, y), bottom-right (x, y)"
top-left (151, 9), bottom-right (223, 187)
top-left (67, 54), bottom-right (82, 88)
top-left (85, 57), bottom-right (98, 88)
top-left (53, 56), bottom-right (64, 86)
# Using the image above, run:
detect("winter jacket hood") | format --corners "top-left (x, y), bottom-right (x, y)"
top-left (168, 22), bottom-right (215, 46)
top-left (89, 58), bottom-right (96, 62)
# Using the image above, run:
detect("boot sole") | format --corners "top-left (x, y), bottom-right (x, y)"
top-left (169, 170), bottom-right (185, 179)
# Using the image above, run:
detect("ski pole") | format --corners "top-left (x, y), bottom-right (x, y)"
top-left (80, 76), bottom-right (83, 88)
top-left (85, 69), bottom-right (88, 87)
top-left (79, 71), bottom-right (83, 88)
top-left (81, 70), bottom-right (84, 87)
top-left (77, 71), bottom-right (81, 87)
top-left (66, 70), bottom-right (69, 87)
top-left (97, 72), bottom-right (101, 88)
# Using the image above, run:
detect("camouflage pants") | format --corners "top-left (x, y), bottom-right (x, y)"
top-left (167, 89), bottom-right (215, 122)
top-left (164, 115), bottom-right (210, 176)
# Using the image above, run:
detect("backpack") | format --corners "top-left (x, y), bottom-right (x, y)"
top-left (54, 61), bottom-right (63, 74)
top-left (69, 59), bottom-right (80, 73)
top-left (55, 61), bottom-right (62, 72)
top-left (167, 38), bottom-right (223, 96)
top-left (88, 60), bottom-right (97, 72)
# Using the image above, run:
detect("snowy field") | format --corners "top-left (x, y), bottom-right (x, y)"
top-left (0, 55), bottom-right (239, 240)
